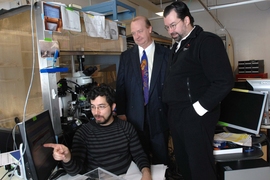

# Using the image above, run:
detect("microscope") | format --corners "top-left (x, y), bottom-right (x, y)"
top-left (57, 55), bottom-right (97, 136)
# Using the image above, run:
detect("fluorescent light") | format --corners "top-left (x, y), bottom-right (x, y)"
top-left (153, 0), bottom-right (267, 19)
top-left (155, 11), bottom-right (163, 17)
top-left (156, 8), bottom-right (205, 17)
top-left (190, 8), bottom-right (205, 13)
top-left (208, 0), bottom-right (268, 10)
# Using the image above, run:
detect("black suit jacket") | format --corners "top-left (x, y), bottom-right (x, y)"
top-left (116, 43), bottom-right (170, 137)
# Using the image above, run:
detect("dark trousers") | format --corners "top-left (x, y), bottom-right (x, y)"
top-left (137, 108), bottom-right (169, 165)
top-left (168, 105), bottom-right (219, 180)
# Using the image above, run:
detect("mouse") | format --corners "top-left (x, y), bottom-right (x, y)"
top-left (48, 168), bottom-right (67, 180)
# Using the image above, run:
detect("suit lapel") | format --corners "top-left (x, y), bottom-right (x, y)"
top-left (131, 46), bottom-right (143, 85)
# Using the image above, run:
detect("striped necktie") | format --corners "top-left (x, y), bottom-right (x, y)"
top-left (141, 50), bottom-right (149, 105)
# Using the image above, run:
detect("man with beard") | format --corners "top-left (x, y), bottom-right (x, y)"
top-left (44, 83), bottom-right (151, 180)
top-left (162, 1), bottom-right (234, 180)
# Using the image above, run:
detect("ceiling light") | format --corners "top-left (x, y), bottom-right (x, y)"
top-left (208, 0), bottom-right (267, 10)
top-left (155, 11), bottom-right (163, 16)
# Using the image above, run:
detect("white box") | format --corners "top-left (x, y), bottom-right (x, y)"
top-left (216, 158), bottom-right (270, 180)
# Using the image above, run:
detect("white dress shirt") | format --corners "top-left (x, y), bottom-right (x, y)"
top-left (138, 41), bottom-right (155, 89)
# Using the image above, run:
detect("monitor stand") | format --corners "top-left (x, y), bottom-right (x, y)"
top-left (261, 92), bottom-right (270, 125)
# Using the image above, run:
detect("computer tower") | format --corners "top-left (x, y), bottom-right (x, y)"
top-left (216, 158), bottom-right (270, 180)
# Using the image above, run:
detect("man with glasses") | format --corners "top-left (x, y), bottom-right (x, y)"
top-left (162, 1), bottom-right (234, 180)
top-left (44, 83), bottom-right (152, 179)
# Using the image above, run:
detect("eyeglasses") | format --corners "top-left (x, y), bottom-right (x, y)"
top-left (164, 20), bottom-right (181, 31)
top-left (90, 104), bottom-right (109, 111)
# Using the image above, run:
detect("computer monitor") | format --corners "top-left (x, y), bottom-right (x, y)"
top-left (18, 110), bottom-right (58, 180)
top-left (217, 88), bottom-right (267, 135)
top-left (246, 79), bottom-right (270, 125)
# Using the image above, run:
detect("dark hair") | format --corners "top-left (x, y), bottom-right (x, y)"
top-left (89, 83), bottom-right (115, 106)
top-left (163, 1), bottom-right (194, 26)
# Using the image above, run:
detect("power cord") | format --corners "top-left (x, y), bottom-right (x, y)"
top-left (0, 166), bottom-right (15, 180)
top-left (0, 170), bottom-right (10, 180)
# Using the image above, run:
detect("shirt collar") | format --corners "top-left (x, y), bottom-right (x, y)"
top-left (176, 25), bottom-right (196, 43)
top-left (138, 41), bottom-right (155, 54)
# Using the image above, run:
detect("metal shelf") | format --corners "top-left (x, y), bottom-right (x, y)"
top-left (81, 0), bottom-right (136, 21)
top-left (60, 51), bottom-right (122, 56)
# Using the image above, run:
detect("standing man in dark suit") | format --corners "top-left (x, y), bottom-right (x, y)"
top-left (163, 1), bottom-right (234, 180)
top-left (116, 16), bottom-right (170, 166)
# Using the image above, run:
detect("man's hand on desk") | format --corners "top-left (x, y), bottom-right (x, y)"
top-left (141, 167), bottom-right (152, 180)
top-left (44, 143), bottom-right (71, 163)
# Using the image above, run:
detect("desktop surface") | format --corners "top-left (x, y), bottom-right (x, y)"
top-left (214, 129), bottom-right (267, 162)
top-left (215, 147), bottom-right (263, 162)
top-left (0, 166), bottom-right (22, 180)
top-left (0, 166), bottom-right (75, 180)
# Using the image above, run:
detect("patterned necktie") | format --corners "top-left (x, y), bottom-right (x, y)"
top-left (141, 50), bottom-right (149, 105)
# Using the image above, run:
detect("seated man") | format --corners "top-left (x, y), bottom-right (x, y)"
top-left (44, 83), bottom-right (152, 180)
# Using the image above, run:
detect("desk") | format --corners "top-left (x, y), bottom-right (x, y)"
top-left (1, 163), bottom-right (166, 180)
top-left (0, 166), bottom-right (76, 180)
top-left (214, 133), bottom-right (270, 180)
top-left (215, 147), bottom-right (263, 162)
top-left (0, 166), bottom-right (21, 180)
top-left (214, 132), bottom-right (266, 161)
top-left (260, 125), bottom-right (270, 162)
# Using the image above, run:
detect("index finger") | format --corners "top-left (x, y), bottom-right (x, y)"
top-left (43, 143), bottom-right (57, 149)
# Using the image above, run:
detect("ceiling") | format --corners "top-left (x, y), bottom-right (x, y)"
top-left (148, 0), bottom-right (174, 5)
top-left (138, 0), bottom-right (270, 13)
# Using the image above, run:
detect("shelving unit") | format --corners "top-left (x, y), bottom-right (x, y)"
top-left (0, 1), bottom-right (128, 131)
top-left (81, 0), bottom-right (136, 21)
top-left (127, 33), bottom-right (172, 49)
top-left (34, 1), bottom-right (127, 135)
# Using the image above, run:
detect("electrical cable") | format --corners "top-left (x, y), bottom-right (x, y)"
top-left (21, 0), bottom-right (36, 148)
top-left (7, 163), bottom-right (19, 180)
top-left (0, 169), bottom-right (10, 180)
top-left (12, 1), bottom-right (36, 179)
top-left (4, 0), bottom-right (36, 177)
top-left (11, 125), bottom-right (18, 151)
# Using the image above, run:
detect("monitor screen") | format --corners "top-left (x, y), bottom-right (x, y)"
top-left (217, 88), bottom-right (267, 135)
top-left (247, 79), bottom-right (270, 125)
top-left (18, 110), bottom-right (58, 180)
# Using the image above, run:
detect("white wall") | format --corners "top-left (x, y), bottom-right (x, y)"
top-left (147, 1), bottom-right (270, 75)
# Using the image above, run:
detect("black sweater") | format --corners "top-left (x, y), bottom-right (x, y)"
top-left (162, 25), bottom-right (234, 111)
top-left (62, 117), bottom-right (150, 176)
